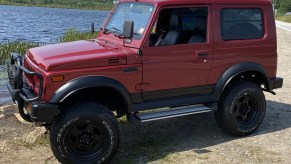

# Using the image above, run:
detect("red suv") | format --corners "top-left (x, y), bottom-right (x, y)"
top-left (7, 0), bottom-right (283, 163)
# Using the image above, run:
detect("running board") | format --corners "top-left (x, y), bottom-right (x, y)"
top-left (135, 105), bottom-right (211, 122)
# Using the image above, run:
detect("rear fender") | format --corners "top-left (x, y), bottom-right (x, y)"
top-left (214, 62), bottom-right (269, 100)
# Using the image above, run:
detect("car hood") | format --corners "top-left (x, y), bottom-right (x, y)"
top-left (27, 40), bottom-right (127, 71)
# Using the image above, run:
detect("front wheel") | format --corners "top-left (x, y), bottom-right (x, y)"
top-left (50, 102), bottom-right (120, 164)
top-left (215, 81), bottom-right (266, 136)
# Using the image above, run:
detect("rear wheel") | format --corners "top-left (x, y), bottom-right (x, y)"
top-left (215, 81), bottom-right (266, 136)
top-left (50, 102), bottom-right (120, 164)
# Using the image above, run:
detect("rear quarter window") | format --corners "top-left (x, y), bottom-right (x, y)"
top-left (221, 8), bottom-right (264, 41)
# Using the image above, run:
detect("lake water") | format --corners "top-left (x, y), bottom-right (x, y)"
top-left (0, 5), bottom-right (108, 43)
top-left (0, 5), bottom-right (109, 104)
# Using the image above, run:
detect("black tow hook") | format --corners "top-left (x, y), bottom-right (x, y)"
top-left (262, 88), bottom-right (276, 95)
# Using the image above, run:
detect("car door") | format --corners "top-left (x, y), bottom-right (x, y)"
top-left (141, 5), bottom-right (213, 100)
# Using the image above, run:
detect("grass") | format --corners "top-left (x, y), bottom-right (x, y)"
top-left (35, 134), bottom-right (50, 146)
top-left (276, 15), bottom-right (291, 23)
top-left (58, 29), bottom-right (98, 43)
top-left (18, 140), bottom-right (34, 150)
top-left (0, 42), bottom-right (40, 64)
top-left (17, 134), bottom-right (50, 150)
top-left (122, 138), bottom-right (166, 164)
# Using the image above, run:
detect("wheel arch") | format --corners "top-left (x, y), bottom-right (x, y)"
top-left (214, 62), bottom-right (270, 100)
top-left (50, 76), bottom-right (132, 115)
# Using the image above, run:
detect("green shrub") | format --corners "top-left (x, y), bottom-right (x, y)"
top-left (278, 0), bottom-right (291, 15)
top-left (58, 29), bottom-right (98, 43)
top-left (272, 0), bottom-right (281, 9)
top-left (0, 42), bottom-right (40, 64)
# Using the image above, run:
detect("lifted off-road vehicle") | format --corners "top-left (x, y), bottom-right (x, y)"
top-left (7, 0), bottom-right (283, 163)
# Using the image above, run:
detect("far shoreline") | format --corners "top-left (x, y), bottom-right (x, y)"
top-left (0, 3), bottom-right (113, 11)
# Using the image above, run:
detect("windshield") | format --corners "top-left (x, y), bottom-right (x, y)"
top-left (105, 2), bottom-right (154, 39)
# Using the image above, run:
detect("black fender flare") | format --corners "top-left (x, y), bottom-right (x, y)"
top-left (49, 76), bottom-right (132, 106)
top-left (214, 62), bottom-right (269, 100)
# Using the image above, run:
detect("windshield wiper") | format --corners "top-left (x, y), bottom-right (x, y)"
top-left (133, 32), bottom-right (141, 37)
top-left (104, 27), bottom-right (141, 38)
top-left (115, 32), bottom-right (140, 38)
top-left (104, 27), bottom-right (121, 34)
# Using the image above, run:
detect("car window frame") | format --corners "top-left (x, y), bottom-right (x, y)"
top-left (220, 8), bottom-right (265, 41)
top-left (144, 5), bottom-right (211, 48)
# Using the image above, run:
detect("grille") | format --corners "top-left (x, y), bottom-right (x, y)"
top-left (23, 59), bottom-right (35, 88)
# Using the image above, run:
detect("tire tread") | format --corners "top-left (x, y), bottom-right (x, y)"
top-left (50, 101), bottom-right (120, 164)
top-left (215, 80), bottom-right (266, 136)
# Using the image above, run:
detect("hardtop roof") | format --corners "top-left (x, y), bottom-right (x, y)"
top-left (119, 0), bottom-right (272, 6)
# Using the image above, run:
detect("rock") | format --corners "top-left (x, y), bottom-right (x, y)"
top-left (1, 105), bottom-right (18, 116)
top-left (24, 127), bottom-right (48, 144)
top-left (0, 114), bottom-right (6, 119)
top-left (14, 113), bottom-right (32, 125)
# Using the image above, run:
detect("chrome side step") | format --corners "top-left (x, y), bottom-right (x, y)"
top-left (135, 104), bottom-right (211, 122)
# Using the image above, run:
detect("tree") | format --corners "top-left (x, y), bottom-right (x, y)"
top-left (272, 0), bottom-right (281, 9)
top-left (278, 0), bottom-right (291, 15)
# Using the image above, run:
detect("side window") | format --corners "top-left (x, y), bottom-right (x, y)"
top-left (221, 8), bottom-right (264, 41)
top-left (149, 7), bottom-right (208, 47)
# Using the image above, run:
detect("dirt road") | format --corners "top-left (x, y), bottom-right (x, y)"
top-left (0, 29), bottom-right (290, 164)
top-left (276, 20), bottom-right (291, 32)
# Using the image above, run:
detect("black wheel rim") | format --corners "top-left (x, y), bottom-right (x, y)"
top-left (233, 94), bottom-right (258, 126)
top-left (65, 120), bottom-right (107, 159)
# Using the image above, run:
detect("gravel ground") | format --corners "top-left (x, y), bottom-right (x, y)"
top-left (0, 29), bottom-right (290, 164)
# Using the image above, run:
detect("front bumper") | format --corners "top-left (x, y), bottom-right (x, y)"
top-left (7, 53), bottom-right (57, 123)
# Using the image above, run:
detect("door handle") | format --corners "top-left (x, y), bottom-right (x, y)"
top-left (197, 52), bottom-right (208, 57)
top-left (196, 52), bottom-right (208, 63)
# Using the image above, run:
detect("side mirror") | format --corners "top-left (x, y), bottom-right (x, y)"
top-left (123, 21), bottom-right (134, 38)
